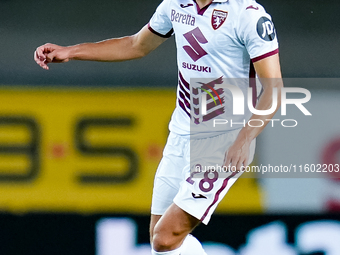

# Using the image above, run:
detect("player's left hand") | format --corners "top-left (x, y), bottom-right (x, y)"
top-left (223, 135), bottom-right (251, 172)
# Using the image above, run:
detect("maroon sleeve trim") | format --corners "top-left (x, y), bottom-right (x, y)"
top-left (147, 23), bottom-right (173, 38)
top-left (252, 48), bottom-right (279, 63)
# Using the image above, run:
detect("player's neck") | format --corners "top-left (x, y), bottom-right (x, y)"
top-left (195, 0), bottom-right (213, 9)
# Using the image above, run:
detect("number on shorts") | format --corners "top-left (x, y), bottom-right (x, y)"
top-left (199, 171), bottom-right (219, 192)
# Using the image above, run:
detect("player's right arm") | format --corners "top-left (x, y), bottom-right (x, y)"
top-left (34, 24), bottom-right (167, 70)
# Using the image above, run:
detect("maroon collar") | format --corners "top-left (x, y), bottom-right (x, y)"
top-left (192, 0), bottom-right (228, 15)
top-left (193, 0), bottom-right (213, 15)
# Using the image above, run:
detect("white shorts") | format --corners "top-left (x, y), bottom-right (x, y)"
top-left (151, 129), bottom-right (256, 225)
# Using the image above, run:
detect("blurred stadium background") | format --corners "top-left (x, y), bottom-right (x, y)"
top-left (0, 0), bottom-right (339, 254)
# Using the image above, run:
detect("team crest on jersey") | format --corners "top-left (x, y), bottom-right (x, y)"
top-left (211, 9), bottom-right (228, 30)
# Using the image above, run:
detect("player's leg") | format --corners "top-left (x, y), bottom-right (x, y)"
top-left (150, 132), bottom-right (197, 254)
top-left (151, 212), bottom-right (207, 255)
top-left (150, 132), bottom-right (207, 254)
top-left (152, 203), bottom-right (200, 252)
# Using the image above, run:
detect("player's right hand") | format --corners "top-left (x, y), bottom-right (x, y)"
top-left (34, 43), bottom-right (71, 70)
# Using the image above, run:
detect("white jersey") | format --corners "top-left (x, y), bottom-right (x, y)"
top-left (148, 0), bottom-right (279, 135)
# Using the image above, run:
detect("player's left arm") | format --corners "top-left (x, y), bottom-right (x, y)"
top-left (224, 53), bottom-right (283, 170)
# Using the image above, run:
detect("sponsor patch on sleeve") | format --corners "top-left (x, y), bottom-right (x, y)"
top-left (256, 16), bottom-right (276, 41)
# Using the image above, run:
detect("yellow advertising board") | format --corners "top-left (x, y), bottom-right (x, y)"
top-left (0, 88), bottom-right (262, 213)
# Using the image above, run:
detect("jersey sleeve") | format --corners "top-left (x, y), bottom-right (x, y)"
top-left (148, 0), bottom-right (174, 38)
top-left (237, 2), bottom-right (279, 62)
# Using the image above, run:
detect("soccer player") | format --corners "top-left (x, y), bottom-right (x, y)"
top-left (34, 0), bottom-right (282, 254)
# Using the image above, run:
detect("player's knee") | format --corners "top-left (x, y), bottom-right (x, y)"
top-left (152, 230), bottom-right (182, 252)
top-left (152, 234), bottom-right (170, 252)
